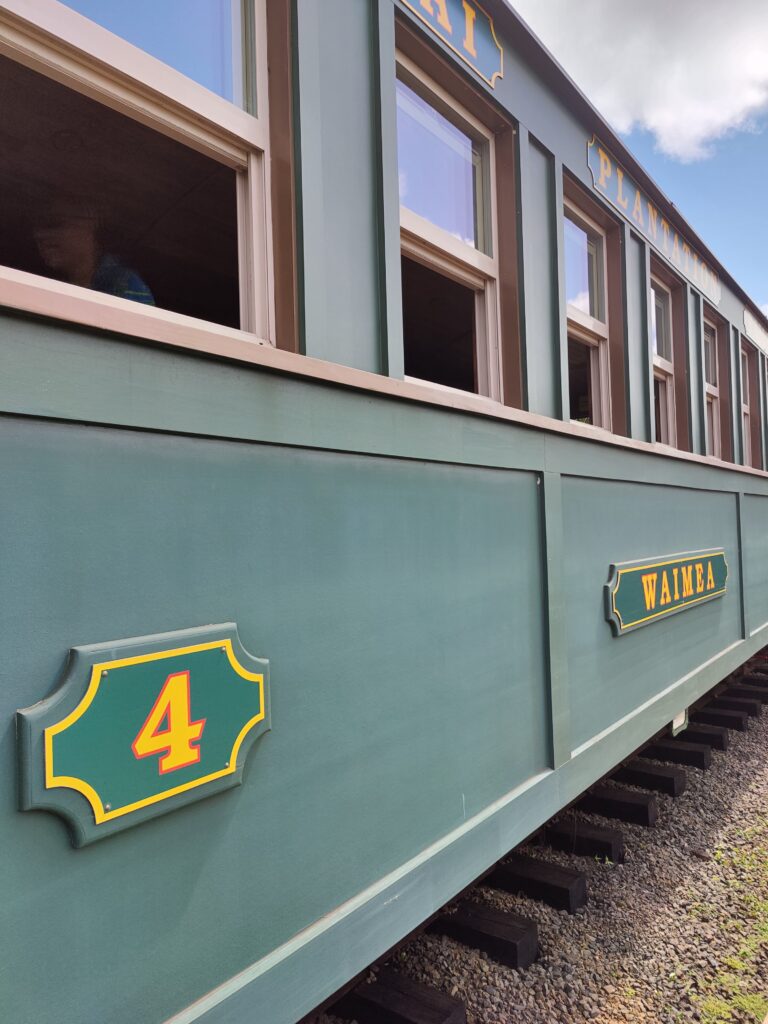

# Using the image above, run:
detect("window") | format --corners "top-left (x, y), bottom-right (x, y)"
top-left (0, 0), bottom-right (276, 342)
top-left (704, 320), bottom-right (721, 458)
top-left (396, 54), bottom-right (501, 398)
top-left (742, 347), bottom-right (751, 466)
top-left (564, 201), bottom-right (610, 428)
top-left (57, 0), bottom-right (251, 107)
top-left (650, 278), bottom-right (675, 445)
top-left (741, 341), bottom-right (760, 468)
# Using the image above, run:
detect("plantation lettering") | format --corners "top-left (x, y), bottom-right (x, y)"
top-left (588, 138), bottom-right (721, 306)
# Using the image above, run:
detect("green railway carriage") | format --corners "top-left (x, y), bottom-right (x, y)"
top-left (2, 2), bottom-right (768, 1022)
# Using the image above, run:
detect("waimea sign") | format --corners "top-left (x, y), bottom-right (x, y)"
top-left (605, 550), bottom-right (728, 636)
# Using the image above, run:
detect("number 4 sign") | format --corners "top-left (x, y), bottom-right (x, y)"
top-left (17, 624), bottom-right (270, 846)
top-left (132, 670), bottom-right (206, 774)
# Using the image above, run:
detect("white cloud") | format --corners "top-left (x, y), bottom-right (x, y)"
top-left (761, 303), bottom-right (768, 317)
top-left (510, 0), bottom-right (768, 161)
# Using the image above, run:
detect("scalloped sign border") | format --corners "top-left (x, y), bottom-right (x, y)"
top-left (604, 549), bottom-right (728, 636)
top-left (17, 624), bottom-right (270, 846)
top-left (400, 0), bottom-right (503, 88)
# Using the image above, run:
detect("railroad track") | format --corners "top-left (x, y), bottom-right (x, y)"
top-left (309, 658), bottom-right (768, 1024)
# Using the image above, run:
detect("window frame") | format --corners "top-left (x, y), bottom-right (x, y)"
top-left (650, 276), bottom-right (676, 446)
top-left (396, 49), bottom-right (502, 401)
top-left (564, 197), bottom-right (611, 430)
top-left (703, 318), bottom-right (721, 459)
top-left (741, 340), bottom-right (759, 468)
top-left (0, 0), bottom-right (275, 343)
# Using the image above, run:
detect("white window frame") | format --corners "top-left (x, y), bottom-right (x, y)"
top-left (742, 343), bottom-right (752, 466)
top-left (564, 198), bottom-right (611, 430)
top-left (703, 318), bottom-right (721, 459)
top-left (0, 0), bottom-right (275, 344)
top-left (650, 276), bottom-right (675, 446)
top-left (396, 50), bottom-right (502, 401)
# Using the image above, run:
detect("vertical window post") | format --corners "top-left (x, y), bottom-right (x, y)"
top-left (703, 319), bottom-right (720, 458)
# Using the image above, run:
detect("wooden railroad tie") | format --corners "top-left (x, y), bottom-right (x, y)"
top-left (726, 684), bottom-right (768, 704)
top-left (334, 967), bottom-right (467, 1024)
top-left (485, 854), bottom-right (587, 914)
top-left (676, 723), bottom-right (730, 750)
top-left (690, 707), bottom-right (749, 732)
top-left (742, 672), bottom-right (768, 687)
top-left (612, 758), bottom-right (688, 796)
top-left (428, 900), bottom-right (539, 969)
top-left (708, 696), bottom-right (762, 718)
top-left (544, 819), bottom-right (625, 864)
top-left (577, 785), bottom-right (658, 826)
top-left (638, 739), bottom-right (712, 770)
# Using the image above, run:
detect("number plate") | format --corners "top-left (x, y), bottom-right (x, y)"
top-left (17, 624), bottom-right (270, 846)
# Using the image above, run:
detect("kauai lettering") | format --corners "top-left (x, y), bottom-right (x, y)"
top-left (401, 0), bottom-right (503, 87)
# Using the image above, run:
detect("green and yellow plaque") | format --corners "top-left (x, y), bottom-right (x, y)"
top-left (605, 549), bottom-right (728, 636)
top-left (17, 623), bottom-right (270, 846)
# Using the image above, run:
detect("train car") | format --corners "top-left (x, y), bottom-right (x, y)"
top-left (2, 2), bottom-right (768, 1022)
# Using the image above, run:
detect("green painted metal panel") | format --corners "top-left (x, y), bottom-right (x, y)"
top-left (741, 493), bottom-right (768, 632)
top-left (687, 288), bottom-right (705, 455)
top-left (733, 324), bottom-right (745, 465)
top-left (625, 232), bottom-right (651, 441)
top-left (293, 0), bottom-right (383, 371)
top-left (519, 132), bottom-right (560, 418)
top-left (604, 549), bottom-right (728, 636)
top-left (561, 477), bottom-right (742, 750)
top-left (0, 416), bottom-right (548, 1024)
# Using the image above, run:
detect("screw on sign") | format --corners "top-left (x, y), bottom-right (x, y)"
top-left (16, 624), bottom-right (271, 846)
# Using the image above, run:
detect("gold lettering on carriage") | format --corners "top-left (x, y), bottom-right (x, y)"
top-left (640, 559), bottom-right (717, 611)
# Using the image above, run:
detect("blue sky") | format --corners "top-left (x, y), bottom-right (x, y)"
top-left (512, 0), bottom-right (768, 312)
top-left (620, 127), bottom-right (768, 310)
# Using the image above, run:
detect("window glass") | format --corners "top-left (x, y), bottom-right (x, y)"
top-left (704, 322), bottom-right (718, 386)
top-left (564, 215), bottom-right (602, 320)
top-left (59, 0), bottom-right (244, 105)
top-left (741, 349), bottom-right (750, 404)
top-left (396, 78), bottom-right (486, 251)
top-left (0, 56), bottom-right (239, 326)
top-left (651, 284), bottom-right (672, 361)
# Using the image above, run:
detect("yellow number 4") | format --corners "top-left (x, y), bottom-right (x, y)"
top-left (132, 670), bottom-right (206, 774)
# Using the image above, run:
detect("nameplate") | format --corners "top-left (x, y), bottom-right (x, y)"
top-left (400, 0), bottom-right (503, 88)
top-left (605, 549), bottom-right (728, 635)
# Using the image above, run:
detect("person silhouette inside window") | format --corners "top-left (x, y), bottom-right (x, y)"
top-left (34, 197), bottom-right (155, 305)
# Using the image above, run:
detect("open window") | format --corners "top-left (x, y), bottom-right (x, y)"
top-left (741, 339), bottom-right (761, 468)
top-left (702, 308), bottom-right (732, 461)
top-left (396, 52), bottom-right (501, 398)
top-left (651, 279), bottom-right (675, 445)
top-left (704, 320), bottom-right (721, 458)
top-left (649, 260), bottom-right (689, 449)
top-left (0, 0), bottom-right (290, 346)
top-left (564, 200), bottom-right (610, 427)
top-left (562, 176), bottom-right (627, 434)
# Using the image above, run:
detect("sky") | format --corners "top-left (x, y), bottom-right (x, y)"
top-left (510, 0), bottom-right (768, 313)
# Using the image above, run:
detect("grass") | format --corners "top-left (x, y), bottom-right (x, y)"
top-left (693, 824), bottom-right (768, 1023)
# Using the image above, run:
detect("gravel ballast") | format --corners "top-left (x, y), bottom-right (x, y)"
top-left (318, 704), bottom-right (768, 1024)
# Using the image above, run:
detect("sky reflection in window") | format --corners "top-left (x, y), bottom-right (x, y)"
top-left (59, 0), bottom-right (242, 104)
top-left (396, 79), bottom-right (480, 249)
